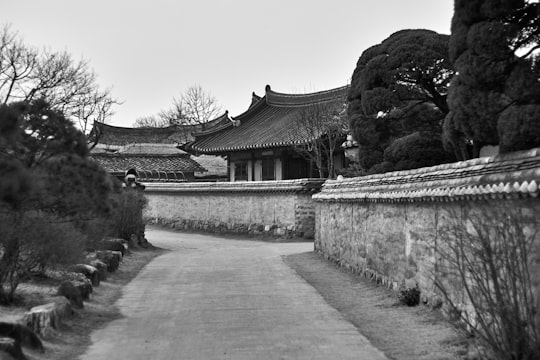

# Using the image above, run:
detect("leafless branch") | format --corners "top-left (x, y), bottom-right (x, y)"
top-left (291, 95), bottom-right (348, 178)
top-left (0, 25), bottom-right (119, 138)
top-left (175, 84), bottom-right (222, 127)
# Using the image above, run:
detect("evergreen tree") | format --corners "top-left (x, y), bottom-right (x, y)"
top-left (0, 99), bottom-right (113, 218)
top-left (0, 100), bottom-right (114, 302)
top-left (446, 0), bottom-right (540, 155)
top-left (0, 102), bottom-right (31, 206)
top-left (348, 29), bottom-right (456, 173)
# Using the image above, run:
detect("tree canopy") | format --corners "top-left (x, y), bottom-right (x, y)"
top-left (446, 0), bottom-right (540, 155)
top-left (348, 29), bottom-right (456, 173)
top-left (0, 100), bottom-right (112, 219)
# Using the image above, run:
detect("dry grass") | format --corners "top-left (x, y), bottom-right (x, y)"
top-left (0, 246), bottom-right (166, 360)
top-left (283, 251), bottom-right (469, 360)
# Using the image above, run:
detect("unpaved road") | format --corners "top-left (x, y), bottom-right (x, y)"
top-left (80, 227), bottom-right (387, 360)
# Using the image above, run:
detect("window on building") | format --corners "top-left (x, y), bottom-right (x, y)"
top-left (285, 157), bottom-right (309, 179)
top-left (235, 161), bottom-right (248, 181)
top-left (261, 158), bottom-right (275, 180)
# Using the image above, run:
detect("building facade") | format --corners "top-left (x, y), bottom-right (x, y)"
top-left (185, 85), bottom-right (349, 181)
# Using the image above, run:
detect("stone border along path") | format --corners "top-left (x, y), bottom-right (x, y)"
top-left (80, 227), bottom-right (388, 360)
top-left (283, 251), bottom-right (468, 360)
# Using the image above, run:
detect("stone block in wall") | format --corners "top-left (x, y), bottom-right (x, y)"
top-left (173, 221), bottom-right (183, 230)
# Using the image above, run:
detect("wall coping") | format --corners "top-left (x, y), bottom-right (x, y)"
top-left (143, 178), bottom-right (325, 194)
top-left (314, 148), bottom-right (540, 203)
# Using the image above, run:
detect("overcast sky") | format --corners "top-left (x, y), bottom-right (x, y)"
top-left (3, 0), bottom-right (454, 127)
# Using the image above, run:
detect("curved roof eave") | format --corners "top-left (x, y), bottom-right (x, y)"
top-left (192, 138), bottom-right (312, 155)
top-left (265, 84), bottom-right (350, 107)
top-left (189, 110), bottom-right (234, 138)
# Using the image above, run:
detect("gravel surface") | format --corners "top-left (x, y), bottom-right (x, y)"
top-left (283, 251), bottom-right (467, 360)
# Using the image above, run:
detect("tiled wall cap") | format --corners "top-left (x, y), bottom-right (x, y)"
top-left (314, 179), bottom-right (540, 203)
top-left (315, 148), bottom-right (540, 203)
top-left (144, 178), bottom-right (325, 194)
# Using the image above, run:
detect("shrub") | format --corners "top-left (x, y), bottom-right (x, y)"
top-left (18, 213), bottom-right (86, 273)
top-left (110, 189), bottom-right (147, 241)
top-left (398, 287), bottom-right (420, 307)
top-left (0, 211), bottom-right (86, 303)
top-left (435, 204), bottom-right (540, 360)
top-left (81, 217), bottom-right (115, 250)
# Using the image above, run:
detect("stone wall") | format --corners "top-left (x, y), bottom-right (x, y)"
top-left (143, 179), bottom-right (324, 238)
top-left (314, 148), bottom-right (540, 306)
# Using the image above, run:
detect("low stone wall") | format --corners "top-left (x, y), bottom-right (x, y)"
top-left (314, 148), bottom-right (540, 306)
top-left (143, 179), bottom-right (324, 239)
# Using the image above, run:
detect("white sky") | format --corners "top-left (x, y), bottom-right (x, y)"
top-left (3, 0), bottom-right (454, 127)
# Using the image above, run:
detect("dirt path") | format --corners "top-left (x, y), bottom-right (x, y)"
top-left (79, 227), bottom-right (388, 360)
top-left (283, 251), bottom-right (467, 360)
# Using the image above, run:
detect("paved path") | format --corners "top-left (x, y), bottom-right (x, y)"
top-left (80, 227), bottom-right (387, 360)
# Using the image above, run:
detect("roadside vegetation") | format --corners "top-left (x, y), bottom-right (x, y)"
top-left (435, 204), bottom-right (540, 360)
top-left (0, 25), bottom-right (145, 304)
top-left (0, 25), bottom-right (156, 360)
top-left (0, 97), bottom-right (153, 359)
top-left (0, 98), bottom-right (148, 304)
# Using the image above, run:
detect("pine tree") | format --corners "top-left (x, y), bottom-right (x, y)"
top-left (446, 0), bottom-right (540, 155)
top-left (348, 29), bottom-right (455, 173)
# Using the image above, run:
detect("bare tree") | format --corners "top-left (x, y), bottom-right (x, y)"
top-left (173, 85), bottom-right (222, 127)
top-left (158, 98), bottom-right (187, 126)
top-left (435, 203), bottom-right (540, 359)
top-left (0, 25), bottom-right (37, 104)
top-left (0, 25), bottom-right (119, 136)
top-left (292, 96), bottom-right (348, 178)
top-left (133, 114), bottom-right (171, 128)
top-left (132, 84), bottom-right (222, 130)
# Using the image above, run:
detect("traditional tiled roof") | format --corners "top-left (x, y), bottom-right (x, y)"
top-left (92, 153), bottom-right (206, 175)
top-left (91, 111), bottom-right (231, 146)
top-left (185, 85), bottom-right (349, 154)
top-left (117, 143), bottom-right (188, 155)
top-left (94, 123), bottom-right (187, 146)
top-left (248, 92), bottom-right (261, 109)
top-left (192, 155), bottom-right (228, 177)
top-left (314, 148), bottom-right (540, 203)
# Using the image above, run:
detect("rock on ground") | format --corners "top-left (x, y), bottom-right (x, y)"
top-left (71, 264), bottom-right (100, 286)
top-left (23, 297), bottom-right (73, 337)
top-left (57, 281), bottom-right (83, 308)
top-left (0, 336), bottom-right (25, 360)
top-left (0, 322), bottom-right (42, 351)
